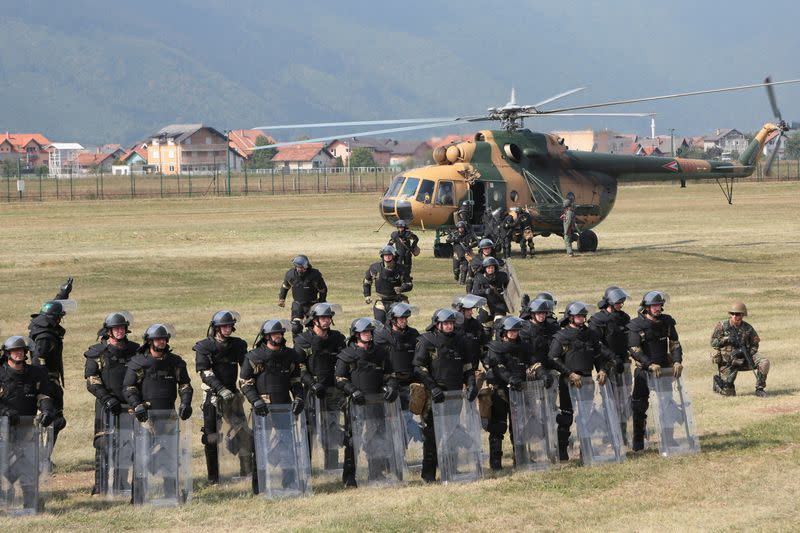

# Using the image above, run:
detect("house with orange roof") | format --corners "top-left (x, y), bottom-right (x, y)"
top-left (271, 143), bottom-right (333, 170)
top-left (77, 151), bottom-right (115, 173)
top-left (0, 132), bottom-right (51, 171)
top-left (112, 145), bottom-right (149, 175)
top-left (228, 129), bottom-right (276, 160)
top-left (148, 124), bottom-right (243, 175)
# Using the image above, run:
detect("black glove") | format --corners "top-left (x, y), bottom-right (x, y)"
top-left (134, 403), bottom-right (148, 422)
top-left (59, 277), bottom-right (74, 298)
top-left (351, 389), bottom-right (366, 405)
top-left (39, 410), bottom-right (56, 427)
top-left (384, 386), bottom-right (398, 403)
top-left (466, 384), bottom-right (479, 402)
top-left (178, 404), bottom-right (193, 421)
top-left (509, 375), bottom-right (524, 391)
top-left (310, 382), bottom-right (326, 398)
top-left (291, 397), bottom-right (305, 416)
top-left (217, 387), bottom-right (235, 402)
top-left (535, 368), bottom-right (554, 389)
top-left (104, 397), bottom-right (122, 415)
top-left (431, 387), bottom-right (445, 403)
top-left (253, 399), bottom-right (269, 417)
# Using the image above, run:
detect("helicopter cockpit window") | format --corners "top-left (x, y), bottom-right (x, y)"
top-left (435, 181), bottom-right (455, 205)
top-left (386, 175), bottom-right (404, 197)
top-left (399, 177), bottom-right (420, 199)
top-left (416, 179), bottom-right (435, 204)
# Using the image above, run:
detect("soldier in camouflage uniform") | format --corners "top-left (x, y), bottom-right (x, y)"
top-left (710, 302), bottom-right (769, 398)
top-left (560, 195), bottom-right (575, 257)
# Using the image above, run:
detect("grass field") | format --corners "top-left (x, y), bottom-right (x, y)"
top-left (0, 181), bottom-right (798, 531)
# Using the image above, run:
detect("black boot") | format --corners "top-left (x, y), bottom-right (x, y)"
top-left (489, 437), bottom-right (503, 470)
top-left (342, 445), bottom-right (357, 487)
top-left (557, 428), bottom-right (570, 461)
top-left (421, 435), bottom-right (437, 482)
top-left (204, 445), bottom-right (219, 484)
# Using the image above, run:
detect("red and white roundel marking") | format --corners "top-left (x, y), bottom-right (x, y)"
top-left (662, 160), bottom-right (680, 172)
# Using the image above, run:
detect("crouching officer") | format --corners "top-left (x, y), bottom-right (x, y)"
top-left (84, 312), bottom-right (140, 495)
top-left (471, 257), bottom-right (509, 318)
top-left (627, 291), bottom-right (683, 452)
top-left (193, 311), bottom-right (250, 484)
top-left (0, 336), bottom-right (57, 510)
top-left (414, 309), bottom-right (478, 481)
top-left (710, 302), bottom-right (768, 397)
top-left (295, 303), bottom-right (347, 467)
top-left (485, 316), bottom-right (563, 469)
top-left (335, 318), bottom-right (398, 487)
top-left (363, 245), bottom-right (413, 324)
top-left (549, 302), bottom-right (616, 461)
top-left (278, 255), bottom-right (328, 336)
top-left (239, 320), bottom-right (305, 492)
top-left (374, 303), bottom-right (420, 414)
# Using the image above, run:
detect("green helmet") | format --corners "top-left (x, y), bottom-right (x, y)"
top-left (40, 300), bottom-right (66, 317)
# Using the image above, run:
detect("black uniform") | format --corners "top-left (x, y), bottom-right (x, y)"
top-left (279, 267), bottom-right (328, 334)
top-left (471, 270), bottom-right (510, 317)
top-left (457, 315), bottom-right (489, 368)
top-left (295, 328), bottom-right (347, 468)
top-left (28, 313), bottom-right (67, 440)
top-left (499, 213), bottom-right (516, 258)
top-left (374, 325), bottom-right (420, 409)
top-left (193, 334), bottom-right (249, 482)
top-left (0, 362), bottom-right (56, 509)
top-left (548, 325), bottom-right (615, 460)
top-left (588, 309), bottom-right (631, 373)
top-left (84, 337), bottom-right (140, 494)
top-left (466, 253), bottom-right (503, 293)
top-left (446, 228), bottom-right (478, 284)
top-left (388, 229), bottom-right (419, 271)
top-left (413, 329), bottom-right (476, 481)
top-left (627, 312), bottom-right (682, 450)
top-left (335, 342), bottom-right (396, 486)
top-left (485, 337), bottom-right (565, 469)
top-left (363, 261), bottom-right (413, 323)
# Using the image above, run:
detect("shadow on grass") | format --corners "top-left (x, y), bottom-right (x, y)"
top-left (701, 413), bottom-right (800, 452)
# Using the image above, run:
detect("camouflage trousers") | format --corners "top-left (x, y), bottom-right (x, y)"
top-left (719, 353), bottom-right (769, 389)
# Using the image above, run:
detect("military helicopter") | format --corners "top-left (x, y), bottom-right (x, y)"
top-left (255, 77), bottom-right (799, 255)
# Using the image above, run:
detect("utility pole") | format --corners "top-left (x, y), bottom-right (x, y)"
top-left (671, 128), bottom-right (685, 188)
top-left (225, 130), bottom-right (232, 196)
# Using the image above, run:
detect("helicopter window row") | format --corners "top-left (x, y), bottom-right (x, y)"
top-left (399, 177), bottom-right (420, 199)
top-left (435, 181), bottom-right (454, 206)
top-left (417, 179), bottom-right (435, 203)
top-left (385, 175), bottom-right (404, 198)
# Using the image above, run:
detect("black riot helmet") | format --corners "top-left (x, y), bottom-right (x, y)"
top-left (144, 323), bottom-right (171, 342)
top-left (380, 244), bottom-right (398, 258)
top-left (40, 300), bottom-right (66, 318)
top-left (100, 311), bottom-right (133, 341)
top-left (564, 302), bottom-right (591, 318)
top-left (501, 316), bottom-right (525, 334)
top-left (427, 308), bottom-right (459, 332)
top-left (456, 220), bottom-right (468, 230)
top-left (306, 303), bottom-right (337, 328)
top-left (482, 256), bottom-right (500, 271)
top-left (208, 310), bottom-right (239, 336)
top-left (2, 335), bottom-right (32, 357)
top-left (478, 238), bottom-right (494, 250)
top-left (641, 290), bottom-right (668, 307)
top-left (527, 298), bottom-right (555, 315)
top-left (600, 287), bottom-right (629, 308)
top-left (395, 219), bottom-right (408, 229)
top-left (292, 255), bottom-right (311, 269)
top-left (349, 317), bottom-right (380, 343)
top-left (386, 302), bottom-right (413, 321)
top-left (452, 294), bottom-right (487, 311)
top-left (534, 292), bottom-right (558, 307)
top-left (254, 319), bottom-right (287, 348)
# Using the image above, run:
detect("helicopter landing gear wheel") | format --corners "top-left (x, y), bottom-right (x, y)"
top-left (577, 230), bottom-right (598, 252)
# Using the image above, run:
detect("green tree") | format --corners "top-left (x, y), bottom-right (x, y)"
top-left (349, 147), bottom-right (376, 168)
top-left (248, 135), bottom-right (277, 169)
top-left (784, 132), bottom-right (800, 160)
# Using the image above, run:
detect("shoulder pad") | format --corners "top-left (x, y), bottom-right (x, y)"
top-left (293, 332), bottom-right (312, 349)
top-left (84, 343), bottom-right (107, 359)
top-left (127, 353), bottom-right (149, 370)
top-left (337, 346), bottom-right (359, 362)
top-left (192, 337), bottom-right (216, 353)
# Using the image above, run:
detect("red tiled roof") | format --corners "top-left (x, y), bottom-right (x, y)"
top-left (77, 152), bottom-right (114, 166)
top-left (271, 143), bottom-right (329, 162)
top-left (0, 132), bottom-right (51, 151)
top-left (229, 129), bottom-right (276, 158)
top-left (120, 145), bottom-right (148, 162)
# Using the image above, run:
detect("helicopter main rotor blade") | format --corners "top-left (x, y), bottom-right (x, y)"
top-left (252, 118), bottom-right (490, 150)
top-left (253, 117), bottom-right (460, 130)
top-left (526, 87), bottom-right (586, 110)
top-left (518, 112), bottom-right (654, 118)
top-left (542, 78), bottom-right (800, 114)
top-left (764, 76), bottom-right (782, 121)
top-left (764, 134), bottom-right (782, 176)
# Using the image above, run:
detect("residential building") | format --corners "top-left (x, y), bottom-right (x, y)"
top-left (703, 128), bottom-right (748, 154)
top-left (327, 137), bottom-right (392, 166)
top-left (148, 124), bottom-right (241, 175)
top-left (271, 143), bottom-right (333, 170)
top-left (383, 140), bottom-right (431, 167)
top-left (112, 145), bottom-right (149, 175)
top-left (77, 151), bottom-right (115, 174)
top-left (228, 129), bottom-right (276, 160)
top-left (0, 132), bottom-right (51, 171)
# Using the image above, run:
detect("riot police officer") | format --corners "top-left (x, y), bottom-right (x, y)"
top-left (515, 207), bottom-right (535, 258)
top-left (588, 287), bottom-right (632, 376)
top-left (548, 302), bottom-right (615, 461)
top-left (446, 221), bottom-right (478, 285)
top-left (519, 298), bottom-right (561, 364)
top-left (388, 220), bottom-right (420, 272)
top-left (28, 277), bottom-right (72, 444)
top-left (278, 255), bottom-right (328, 336)
top-left (374, 303), bottom-right (420, 414)
top-left (499, 208), bottom-right (516, 258)
top-left (627, 291), bottom-right (683, 452)
top-left (295, 303), bottom-right (347, 467)
top-left (471, 257), bottom-right (510, 318)
top-left (466, 239), bottom-right (503, 293)
top-left (363, 245), bottom-right (413, 324)
top-left (335, 318), bottom-right (398, 487)
top-left (0, 336), bottom-right (57, 510)
top-left (84, 312), bottom-right (140, 495)
top-left (239, 320), bottom-right (305, 492)
top-left (413, 309), bottom-right (478, 481)
top-left (193, 311), bottom-right (250, 484)
top-left (485, 316), bottom-right (563, 470)
top-left (453, 294), bottom-right (490, 366)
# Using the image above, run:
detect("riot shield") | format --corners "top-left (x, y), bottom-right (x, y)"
top-left (509, 380), bottom-right (557, 471)
top-left (647, 368), bottom-right (700, 457)
top-left (432, 391), bottom-right (483, 483)
top-left (102, 410), bottom-right (136, 498)
top-left (214, 394), bottom-right (253, 484)
top-left (312, 395), bottom-right (344, 474)
top-left (501, 260), bottom-right (522, 315)
top-left (569, 377), bottom-right (626, 466)
top-left (0, 416), bottom-right (49, 515)
top-left (349, 394), bottom-right (407, 487)
top-left (253, 404), bottom-right (312, 499)
top-left (611, 363), bottom-right (633, 448)
top-left (132, 410), bottom-right (191, 506)
top-left (401, 408), bottom-right (424, 472)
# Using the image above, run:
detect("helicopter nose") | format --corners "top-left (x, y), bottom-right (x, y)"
top-left (380, 198), bottom-right (413, 223)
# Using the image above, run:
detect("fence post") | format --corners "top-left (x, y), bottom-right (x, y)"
top-left (39, 172), bottom-right (42, 201)
top-left (70, 173), bottom-right (74, 200)
top-left (244, 167), bottom-right (248, 196)
top-left (188, 168), bottom-right (192, 197)
top-left (100, 168), bottom-right (104, 199)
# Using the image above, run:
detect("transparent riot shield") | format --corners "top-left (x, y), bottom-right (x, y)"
top-left (611, 363), bottom-right (634, 448)
top-left (0, 416), bottom-right (50, 515)
top-left (509, 381), bottom-right (557, 471)
top-left (102, 410), bottom-right (136, 498)
top-left (133, 410), bottom-right (191, 506)
top-left (569, 377), bottom-right (625, 466)
top-left (349, 394), bottom-right (408, 487)
top-left (253, 404), bottom-right (312, 499)
top-left (401, 407), bottom-right (424, 472)
top-left (501, 260), bottom-right (522, 315)
top-left (312, 395), bottom-right (344, 474)
top-left (214, 395), bottom-right (253, 484)
top-left (432, 391), bottom-right (483, 483)
top-left (647, 368), bottom-right (701, 457)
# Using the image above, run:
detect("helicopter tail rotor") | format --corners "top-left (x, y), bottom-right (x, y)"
top-left (764, 76), bottom-right (794, 176)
